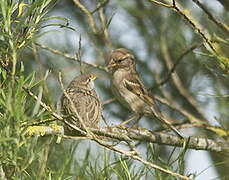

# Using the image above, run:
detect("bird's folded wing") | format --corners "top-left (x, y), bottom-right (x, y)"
top-left (123, 73), bottom-right (156, 107)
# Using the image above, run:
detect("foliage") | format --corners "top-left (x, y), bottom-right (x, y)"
top-left (0, 0), bottom-right (228, 179)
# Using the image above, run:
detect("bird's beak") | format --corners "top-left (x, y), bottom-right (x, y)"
top-left (108, 61), bottom-right (117, 69)
top-left (91, 75), bottom-right (97, 81)
top-left (110, 63), bottom-right (117, 67)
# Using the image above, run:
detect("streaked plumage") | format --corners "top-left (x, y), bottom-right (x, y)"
top-left (107, 48), bottom-right (183, 138)
top-left (61, 74), bottom-right (101, 134)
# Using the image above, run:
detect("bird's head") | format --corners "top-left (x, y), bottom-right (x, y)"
top-left (107, 48), bottom-right (136, 73)
top-left (70, 73), bottom-right (97, 90)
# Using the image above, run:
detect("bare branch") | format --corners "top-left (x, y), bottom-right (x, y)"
top-left (92, 137), bottom-right (192, 180)
top-left (149, 0), bottom-right (173, 8)
top-left (23, 82), bottom-right (229, 153)
top-left (160, 35), bottom-right (206, 119)
top-left (35, 43), bottom-right (107, 72)
top-left (72, 0), bottom-right (97, 33)
top-left (192, 0), bottom-right (229, 35)
top-left (98, 5), bottom-right (113, 49)
top-left (27, 124), bottom-right (192, 179)
top-left (92, 0), bottom-right (109, 14)
top-left (149, 0), bottom-right (218, 54)
top-left (102, 97), bottom-right (116, 105)
top-left (27, 125), bottom-right (229, 153)
top-left (158, 43), bottom-right (204, 86)
top-left (22, 86), bottom-right (63, 121)
top-left (155, 95), bottom-right (204, 124)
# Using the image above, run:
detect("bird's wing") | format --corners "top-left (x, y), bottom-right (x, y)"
top-left (123, 73), bottom-right (156, 107)
top-left (122, 72), bottom-right (183, 138)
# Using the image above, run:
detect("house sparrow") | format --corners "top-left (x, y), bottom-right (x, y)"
top-left (61, 74), bottom-right (102, 134)
top-left (107, 48), bottom-right (183, 138)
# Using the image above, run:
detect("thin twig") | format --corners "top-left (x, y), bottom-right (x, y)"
top-left (72, 0), bottom-right (97, 33)
top-left (155, 120), bottom-right (229, 138)
top-left (155, 95), bottom-right (204, 124)
top-left (102, 97), bottom-right (116, 105)
top-left (92, 137), bottom-right (192, 180)
top-left (158, 43), bottom-right (203, 86)
top-left (149, 0), bottom-right (217, 54)
top-left (192, 0), bottom-right (229, 35)
top-left (160, 35), bottom-right (206, 119)
top-left (148, 0), bottom-right (173, 8)
top-left (35, 43), bottom-right (107, 72)
top-left (174, 123), bottom-right (229, 137)
top-left (22, 86), bottom-right (63, 121)
top-left (98, 5), bottom-right (113, 49)
top-left (62, 128), bottom-right (191, 180)
top-left (91, 0), bottom-right (109, 14)
top-left (76, 35), bottom-right (83, 74)
top-left (172, 0), bottom-right (217, 54)
top-left (21, 118), bottom-right (57, 127)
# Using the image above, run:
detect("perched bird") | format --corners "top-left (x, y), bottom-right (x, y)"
top-left (107, 48), bottom-right (183, 138)
top-left (61, 73), bottom-right (102, 134)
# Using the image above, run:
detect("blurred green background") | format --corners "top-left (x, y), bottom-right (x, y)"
top-left (0, 0), bottom-right (228, 179)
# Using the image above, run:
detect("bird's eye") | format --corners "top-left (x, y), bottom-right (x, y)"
top-left (87, 75), bottom-right (96, 83)
top-left (86, 78), bottom-right (91, 83)
top-left (117, 58), bottom-right (125, 63)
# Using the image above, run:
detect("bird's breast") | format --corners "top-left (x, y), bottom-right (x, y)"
top-left (111, 74), bottom-right (146, 113)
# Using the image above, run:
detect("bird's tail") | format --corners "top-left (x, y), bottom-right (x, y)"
top-left (150, 107), bottom-right (183, 139)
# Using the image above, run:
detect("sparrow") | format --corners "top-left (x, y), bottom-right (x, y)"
top-left (107, 48), bottom-right (183, 138)
top-left (61, 73), bottom-right (102, 134)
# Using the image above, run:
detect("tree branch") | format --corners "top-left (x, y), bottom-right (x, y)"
top-left (158, 43), bottom-right (204, 86)
top-left (72, 0), bottom-right (97, 33)
top-left (23, 85), bottom-right (228, 180)
top-left (35, 43), bottom-right (107, 72)
top-left (26, 124), bottom-right (229, 153)
top-left (22, 82), bottom-right (229, 154)
top-left (192, 0), bottom-right (229, 35)
top-left (149, 0), bottom-right (218, 54)
top-left (160, 35), bottom-right (206, 119)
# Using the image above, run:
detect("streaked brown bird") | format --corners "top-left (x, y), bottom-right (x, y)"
top-left (61, 73), bottom-right (102, 134)
top-left (107, 48), bottom-right (183, 138)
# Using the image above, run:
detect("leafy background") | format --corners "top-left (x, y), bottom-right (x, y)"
top-left (0, 0), bottom-right (228, 179)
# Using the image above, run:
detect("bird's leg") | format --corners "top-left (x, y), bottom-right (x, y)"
top-left (119, 114), bottom-right (142, 126)
top-left (62, 114), bottom-right (74, 119)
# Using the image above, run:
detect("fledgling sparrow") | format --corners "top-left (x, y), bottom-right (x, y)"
top-left (61, 74), bottom-right (102, 134)
top-left (107, 48), bottom-right (183, 138)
